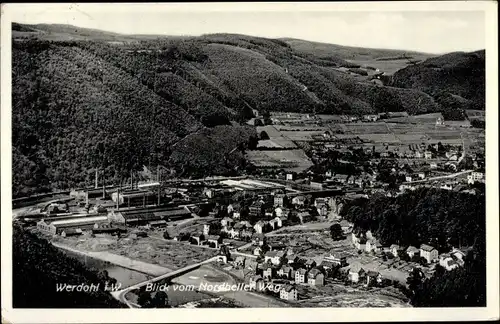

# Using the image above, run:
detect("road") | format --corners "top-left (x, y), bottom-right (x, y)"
top-left (402, 169), bottom-right (473, 185)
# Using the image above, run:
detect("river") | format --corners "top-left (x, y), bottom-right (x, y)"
top-left (61, 249), bottom-right (152, 288)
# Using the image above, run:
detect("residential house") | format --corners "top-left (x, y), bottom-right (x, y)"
top-left (355, 237), bottom-right (367, 250)
top-left (440, 183), bottom-right (453, 190)
top-left (340, 220), bottom-right (352, 233)
top-left (406, 246), bottom-right (420, 258)
top-left (239, 228), bottom-right (253, 240)
top-left (314, 198), bottom-right (329, 208)
top-left (286, 173), bottom-right (294, 181)
top-left (274, 194), bottom-right (285, 207)
top-left (468, 171), bottom-right (485, 184)
top-left (418, 172), bottom-right (426, 180)
top-left (348, 265), bottom-right (366, 283)
top-left (366, 230), bottom-right (374, 240)
top-left (307, 269), bottom-right (324, 286)
top-left (439, 253), bottom-right (460, 271)
top-left (295, 268), bottom-right (308, 284)
top-left (297, 211), bottom-right (312, 224)
top-left (365, 271), bottom-right (382, 286)
top-left (429, 162), bottom-right (438, 169)
top-left (414, 151), bottom-right (422, 159)
top-left (264, 251), bottom-right (284, 266)
top-left (279, 284), bottom-right (298, 301)
top-left (292, 196), bottom-right (306, 206)
top-left (254, 221), bottom-right (265, 234)
top-left (323, 253), bottom-right (348, 267)
top-left (305, 259), bottom-right (317, 270)
top-left (190, 234), bottom-right (203, 246)
top-left (252, 233), bottom-right (266, 246)
top-left (424, 151), bottom-right (433, 159)
top-left (207, 235), bottom-right (222, 249)
top-left (420, 244), bottom-right (438, 263)
top-left (287, 255), bottom-right (300, 265)
top-left (262, 263), bottom-right (274, 280)
top-left (249, 275), bottom-right (264, 290)
top-left (390, 244), bottom-right (400, 257)
top-left (232, 211), bottom-right (241, 220)
top-left (221, 216), bottom-right (234, 228)
top-left (366, 239), bottom-right (382, 254)
top-left (277, 265), bottom-right (293, 279)
top-left (274, 207), bottom-right (284, 218)
top-left (249, 201), bottom-right (265, 219)
top-left (269, 216), bottom-right (283, 230)
top-left (319, 260), bottom-right (337, 271)
top-left (317, 205), bottom-right (329, 218)
top-left (333, 174), bottom-right (349, 185)
top-left (227, 227), bottom-right (240, 239)
top-left (450, 248), bottom-right (466, 265)
top-left (203, 224), bottom-right (210, 236)
top-left (234, 256), bottom-right (246, 268)
top-left (405, 176), bottom-right (413, 183)
top-left (253, 246), bottom-right (263, 256)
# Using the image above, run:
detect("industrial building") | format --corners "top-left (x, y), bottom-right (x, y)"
top-left (111, 190), bottom-right (158, 207)
top-left (107, 206), bottom-right (192, 227)
top-left (37, 215), bottom-right (109, 235)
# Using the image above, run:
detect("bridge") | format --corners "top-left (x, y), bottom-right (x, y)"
top-left (111, 255), bottom-right (222, 307)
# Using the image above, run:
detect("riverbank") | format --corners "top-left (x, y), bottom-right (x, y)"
top-left (52, 241), bottom-right (171, 276)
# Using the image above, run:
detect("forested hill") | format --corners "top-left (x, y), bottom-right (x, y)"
top-left (340, 187), bottom-right (486, 307)
top-left (390, 50), bottom-right (486, 119)
top-left (13, 224), bottom-right (125, 308)
top-left (11, 23), bottom-right (481, 197)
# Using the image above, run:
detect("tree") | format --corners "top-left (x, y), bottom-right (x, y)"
top-left (137, 289), bottom-right (152, 307)
top-left (330, 223), bottom-right (344, 241)
top-left (406, 267), bottom-right (424, 294)
top-left (149, 291), bottom-right (170, 308)
top-left (259, 131), bottom-right (270, 140)
top-left (163, 230), bottom-right (171, 240)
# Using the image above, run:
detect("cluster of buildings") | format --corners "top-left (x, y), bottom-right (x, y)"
top-left (351, 230), bottom-right (466, 271)
top-left (239, 251), bottom-right (349, 301)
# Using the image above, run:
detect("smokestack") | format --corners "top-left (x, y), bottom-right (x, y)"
top-left (157, 168), bottom-right (161, 206)
top-left (95, 169), bottom-right (98, 189)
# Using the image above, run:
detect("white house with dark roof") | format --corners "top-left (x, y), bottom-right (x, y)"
top-left (295, 268), bottom-right (308, 284)
top-left (307, 268), bottom-right (324, 286)
top-left (420, 244), bottom-right (438, 263)
top-left (348, 264), bottom-right (366, 283)
top-left (279, 284), bottom-right (298, 301)
top-left (406, 246), bottom-right (420, 259)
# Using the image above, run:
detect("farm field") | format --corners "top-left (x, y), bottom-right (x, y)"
top-left (256, 125), bottom-right (297, 148)
top-left (246, 149), bottom-right (313, 172)
top-left (343, 123), bottom-right (390, 134)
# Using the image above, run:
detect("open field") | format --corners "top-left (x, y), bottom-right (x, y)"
top-left (256, 125), bottom-right (297, 148)
top-left (246, 149), bottom-right (313, 172)
top-left (55, 233), bottom-right (218, 270)
top-left (295, 283), bottom-right (410, 307)
top-left (279, 130), bottom-right (326, 141)
top-left (343, 123), bottom-right (390, 134)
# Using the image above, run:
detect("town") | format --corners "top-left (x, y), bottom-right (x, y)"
top-left (14, 109), bottom-right (485, 308)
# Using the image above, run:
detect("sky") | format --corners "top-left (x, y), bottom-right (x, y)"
top-left (5, 3), bottom-right (488, 54)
